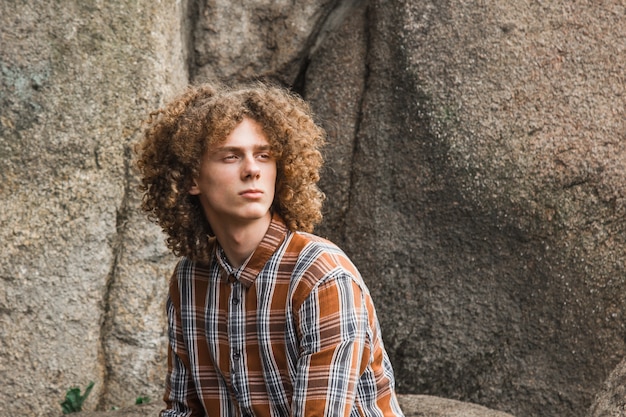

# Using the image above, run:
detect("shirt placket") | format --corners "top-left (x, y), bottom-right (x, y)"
top-left (227, 273), bottom-right (248, 413)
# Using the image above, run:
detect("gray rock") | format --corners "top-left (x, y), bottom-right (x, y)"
top-left (71, 395), bottom-right (515, 417)
top-left (2, 1), bottom-right (626, 416)
top-left (192, 0), bottom-right (340, 84)
top-left (398, 395), bottom-right (515, 417)
top-left (73, 402), bottom-right (162, 417)
top-left (0, 0), bottom-right (185, 415)
top-left (589, 358), bottom-right (626, 417)
top-left (304, 0), bottom-right (368, 247)
top-left (305, 1), bottom-right (626, 416)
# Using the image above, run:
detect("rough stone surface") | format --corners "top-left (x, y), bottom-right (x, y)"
top-left (72, 395), bottom-right (514, 417)
top-left (0, 0), bottom-right (185, 415)
top-left (2, 0), bottom-right (626, 416)
top-left (590, 358), bottom-right (626, 417)
top-left (74, 402), bottom-right (162, 417)
top-left (304, 0), bottom-right (368, 246)
top-left (99, 174), bottom-right (178, 410)
top-left (398, 395), bottom-right (515, 417)
top-left (192, 0), bottom-right (341, 84)
top-left (302, 1), bottom-right (626, 416)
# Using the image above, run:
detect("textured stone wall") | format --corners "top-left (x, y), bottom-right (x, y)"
top-left (0, 1), bottom-right (185, 414)
top-left (2, 1), bottom-right (626, 416)
top-left (307, 1), bottom-right (626, 415)
top-left (72, 395), bottom-right (516, 417)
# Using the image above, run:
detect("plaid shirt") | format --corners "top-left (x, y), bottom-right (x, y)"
top-left (161, 214), bottom-right (404, 417)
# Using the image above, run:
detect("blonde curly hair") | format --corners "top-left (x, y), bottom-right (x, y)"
top-left (135, 82), bottom-right (325, 262)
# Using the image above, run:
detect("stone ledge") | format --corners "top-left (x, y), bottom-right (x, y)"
top-left (73, 394), bottom-right (515, 416)
top-left (398, 394), bottom-right (515, 417)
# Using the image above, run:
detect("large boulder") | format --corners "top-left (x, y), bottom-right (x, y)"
top-left (590, 357), bottom-right (626, 417)
top-left (0, 1), bottom-right (184, 414)
top-left (72, 395), bottom-right (515, 417)
top-left (303, 1), bottom-right (626, 416)
top-left (2, 0), bottom-right (626, 416)
top-left (398, 395), bottom-right (515, 417)
top-left (191, 0), bottom-right (341, 84)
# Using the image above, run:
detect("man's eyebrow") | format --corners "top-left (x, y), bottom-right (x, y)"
top-left (213, 144), bottom-right (272, 152)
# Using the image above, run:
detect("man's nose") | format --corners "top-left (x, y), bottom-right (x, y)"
top-left (242, 156), bottom-right (261, 179)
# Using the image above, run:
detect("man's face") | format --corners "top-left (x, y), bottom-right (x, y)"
top-left (189, 117), bottom-right (277, 231)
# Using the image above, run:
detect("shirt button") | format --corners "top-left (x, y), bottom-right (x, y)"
top-left (233, 351), bottom-right (241, 360)
top-left (232, 297), bottom-right (240, 305)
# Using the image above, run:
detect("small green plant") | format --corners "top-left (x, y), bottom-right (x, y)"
top-left (60, 381), bottom-right (95, 414)
top-left (135, 396), bottom-right (151, 405)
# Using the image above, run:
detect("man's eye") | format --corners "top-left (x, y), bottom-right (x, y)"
top-left (258, 153), bottom-right (271, 160)
top-left (224, 154), bottom-right (238, 161)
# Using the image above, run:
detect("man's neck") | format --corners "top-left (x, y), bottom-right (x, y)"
top-left (211, 214), bottom-right (272, 269)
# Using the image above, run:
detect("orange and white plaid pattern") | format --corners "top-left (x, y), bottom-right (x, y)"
top-left (162, 214), bottom-right (404, 417)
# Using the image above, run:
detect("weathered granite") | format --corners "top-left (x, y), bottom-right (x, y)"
top-left (2, 0), bottom-right (626, 416)
top-left (590, 357), bottom-right (626, 417)
top-left (305, 1), bottom-right (626, 416)
top-left (72, 395), bottom-right (515, 417)
top-left (0, 0), bottom-right (185, 415)
top-left (191, 0), bottom-right (341, 84)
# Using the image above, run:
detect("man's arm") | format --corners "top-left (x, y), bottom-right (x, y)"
top-left (160, 273), bottom-right (206, 417)
top-left (292, 273), bottom-right (369, 417)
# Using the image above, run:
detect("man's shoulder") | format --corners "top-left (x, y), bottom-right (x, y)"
top-left (286, 231), bottom-right (360, 279)
top-left (284, 231), bottom-right (369, 309)
top-left (288, 231), bottom-right (344, 259)
top-left (291, 230), bottom-right (336, 246)
top-left (171, 256), bottom-right (214, 283)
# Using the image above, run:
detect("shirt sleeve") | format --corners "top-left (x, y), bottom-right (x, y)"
top-left (291, 273), bottom-right (370, 417)
top-left (161, 271), bottom-right (206, 417)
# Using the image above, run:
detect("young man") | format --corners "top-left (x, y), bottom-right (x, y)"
top-left (136, 82), bottom-right (404, 417)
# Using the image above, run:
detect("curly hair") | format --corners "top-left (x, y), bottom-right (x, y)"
top-left (135, 82), bottom-right (326, 262)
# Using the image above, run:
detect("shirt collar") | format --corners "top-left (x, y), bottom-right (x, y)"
top-left (215, 213), bottom-right (288, 288)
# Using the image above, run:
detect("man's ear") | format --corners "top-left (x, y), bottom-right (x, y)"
top-left (189, 179), bottom-right (200, 195)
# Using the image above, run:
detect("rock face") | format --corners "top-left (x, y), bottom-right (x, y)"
top-left (71, 395), bottom-right (515, 417)
top-left (589, 358), bottom-right (626, 417)
top-left (191, 0), bottom-right (341, 84)
top-left (398, 395), bottom-right (515, 417)
top-left (0, 1), bottom-right (185, 414)
top-left (1, 0), bottom-right (626, 416)
top-left (306, 1), bottom-right (626, 416)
